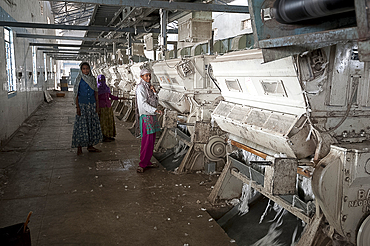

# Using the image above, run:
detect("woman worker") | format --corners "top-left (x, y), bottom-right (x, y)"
top-left (136, 68), bottom-right (162, 173)
top-left (97, 74), bottom-right (126, 142)
top-left (71, 62), bottom-right (103, 155)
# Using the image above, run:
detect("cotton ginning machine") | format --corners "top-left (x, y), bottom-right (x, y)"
top-left (207, 0), bottom-right (370, 242)
top-left (112, 64), bottom-right (142, 122)
top-left (107, 65), bottom-right (122, 90)
top-left (116, 64), bottom-right (135, 96)
top-left (208, 44), bottom-right (370, 245)
top-left (149, 55), bottom-right (226, 173)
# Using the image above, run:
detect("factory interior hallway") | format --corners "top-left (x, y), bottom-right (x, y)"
top-left (0, 91), bottom-right (233, 246)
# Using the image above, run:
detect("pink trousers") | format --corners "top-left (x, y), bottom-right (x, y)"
top-left (139, 119), bottom-right (156, 168)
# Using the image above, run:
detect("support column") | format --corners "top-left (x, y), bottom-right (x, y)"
top-left (127, 33), bottom-right (133, 60)
top-left (208, 30), bottom-right (214, 55)
top-left (159, 9), bottom-right (167, 57)
top-left (112, 42), bottom-right (116, 63)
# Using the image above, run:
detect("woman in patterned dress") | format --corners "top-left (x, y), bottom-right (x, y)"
top-left (97, 74), bottom-right (126, 142)
top-left (71, 62), bottom-right (103, 155)
top-left (136, 68), bottom-right (162, 173)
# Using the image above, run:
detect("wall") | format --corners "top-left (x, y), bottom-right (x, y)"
top-left (0, 0), bottom-right (55, 145)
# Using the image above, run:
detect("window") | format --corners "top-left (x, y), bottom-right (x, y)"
top-left (261, 80), bottom-right (288, 97)
top-left (4, 27), bottom-right (16, 92)
top-left (32, 46), bottom-right (37, 85)
top-left (225, 79), bottom-right (242, 92)
top-left (44, 53), bottom-right (47, 81)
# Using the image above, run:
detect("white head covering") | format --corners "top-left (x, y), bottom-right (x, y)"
top-left (140, 68), bottom-right (151, 76)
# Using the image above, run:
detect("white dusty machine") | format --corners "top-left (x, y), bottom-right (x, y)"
top-left (116, 64), bottom-right (135, 96)
top-left (150, 55), bottom-right (226, 173)
top-left (107, 65), bottom-right (122, 90)
top-left (207, 0), bottom-right (370, 245)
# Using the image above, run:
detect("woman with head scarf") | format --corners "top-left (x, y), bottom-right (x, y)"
top-left (97, 74), bottom-right (126, 142)
top-left (71, 62), bottom-right (103, 155)
top-left (136, 68), bottom-right (162, 173)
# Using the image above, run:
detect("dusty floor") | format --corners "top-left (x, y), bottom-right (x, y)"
top-left (0, 91), bottom-right (233, 246)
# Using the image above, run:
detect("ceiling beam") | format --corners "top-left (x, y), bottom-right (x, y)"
top-left (0, 21), bottom-right (177, 34)
top-left (29, 42), bottom-right (122, 48)
top-left (44, 0), bottom-right (249, 13)
top-left (53, 57), bottom-right (83, 60)
top-left (44, 52), bottom-right (96, 55)
top-left (16, 33), bottom-right (123, 42)
top-left (54, 6), bottom-right (95, 19)
top-left (38, 48), bottom-right (105, 52)
top-left (57, 15), bottom-right (92, 25)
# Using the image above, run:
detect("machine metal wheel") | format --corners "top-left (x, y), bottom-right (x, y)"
top-left (357, 215), bottom-right (370, 246)
top-left (204, 136), bottom-right (226, 161)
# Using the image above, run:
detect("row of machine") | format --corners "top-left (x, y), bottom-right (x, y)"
top-left (92, 0), bottom-right (370, 245)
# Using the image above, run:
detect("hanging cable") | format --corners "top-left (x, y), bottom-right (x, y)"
top-left (207, 64), bottom-right (221, 91)
top-left (326, 77), bottom-right (359, 132)
top-left (143, 25), bottom-right (153, 33)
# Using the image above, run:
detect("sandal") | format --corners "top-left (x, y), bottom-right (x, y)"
top-left (147, 163), bottom-right (159, 168)
top-left (87, 147), bottom-right (102, 152)
top-left (137, 166), bottom-right (145, 173)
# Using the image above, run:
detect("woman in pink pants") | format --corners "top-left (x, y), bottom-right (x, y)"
top-left (135, 68), bottom-right (162, 173)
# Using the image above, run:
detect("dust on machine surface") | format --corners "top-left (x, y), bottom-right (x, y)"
top-left (93, 0), bottom-right (370, 245)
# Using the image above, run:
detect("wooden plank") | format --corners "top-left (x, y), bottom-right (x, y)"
top-left (297, 167), bottom-right (312, 178)
top-left (230, 139), bottom-right (268, 159)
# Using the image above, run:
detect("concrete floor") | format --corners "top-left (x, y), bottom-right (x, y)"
top-left (0, 91), bottom-right (233, 246)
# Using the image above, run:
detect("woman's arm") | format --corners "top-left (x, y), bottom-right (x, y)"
top-left (109, 93), bottom-right (123, 101)
top-left (76, 96), bottom-right (81, 116)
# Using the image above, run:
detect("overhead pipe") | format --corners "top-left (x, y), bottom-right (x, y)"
top-left (271, 0), bottom-right (355, 24)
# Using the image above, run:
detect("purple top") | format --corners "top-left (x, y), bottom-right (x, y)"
top-left (98, 93), bottom-right (119, 108)
top-left (97, 74), bottom-right (111, 95)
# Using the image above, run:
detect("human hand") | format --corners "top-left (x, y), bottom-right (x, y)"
top-left (155, 109), bottom-right (163, 115)
top-left (150, 85), bottom-right (156, 93)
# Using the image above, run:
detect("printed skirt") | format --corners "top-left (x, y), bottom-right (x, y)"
top-left (99, 107), bottom-right (116, 138)
top-left (71, 103), bottom-right (103, 148)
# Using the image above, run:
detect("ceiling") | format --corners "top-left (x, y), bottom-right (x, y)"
top-left (47, 0), bottom-right (232, 60)
top-left (50, 2), bottom-right (95, 25)
top-left (48, 1), bottom-right (198, 60)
